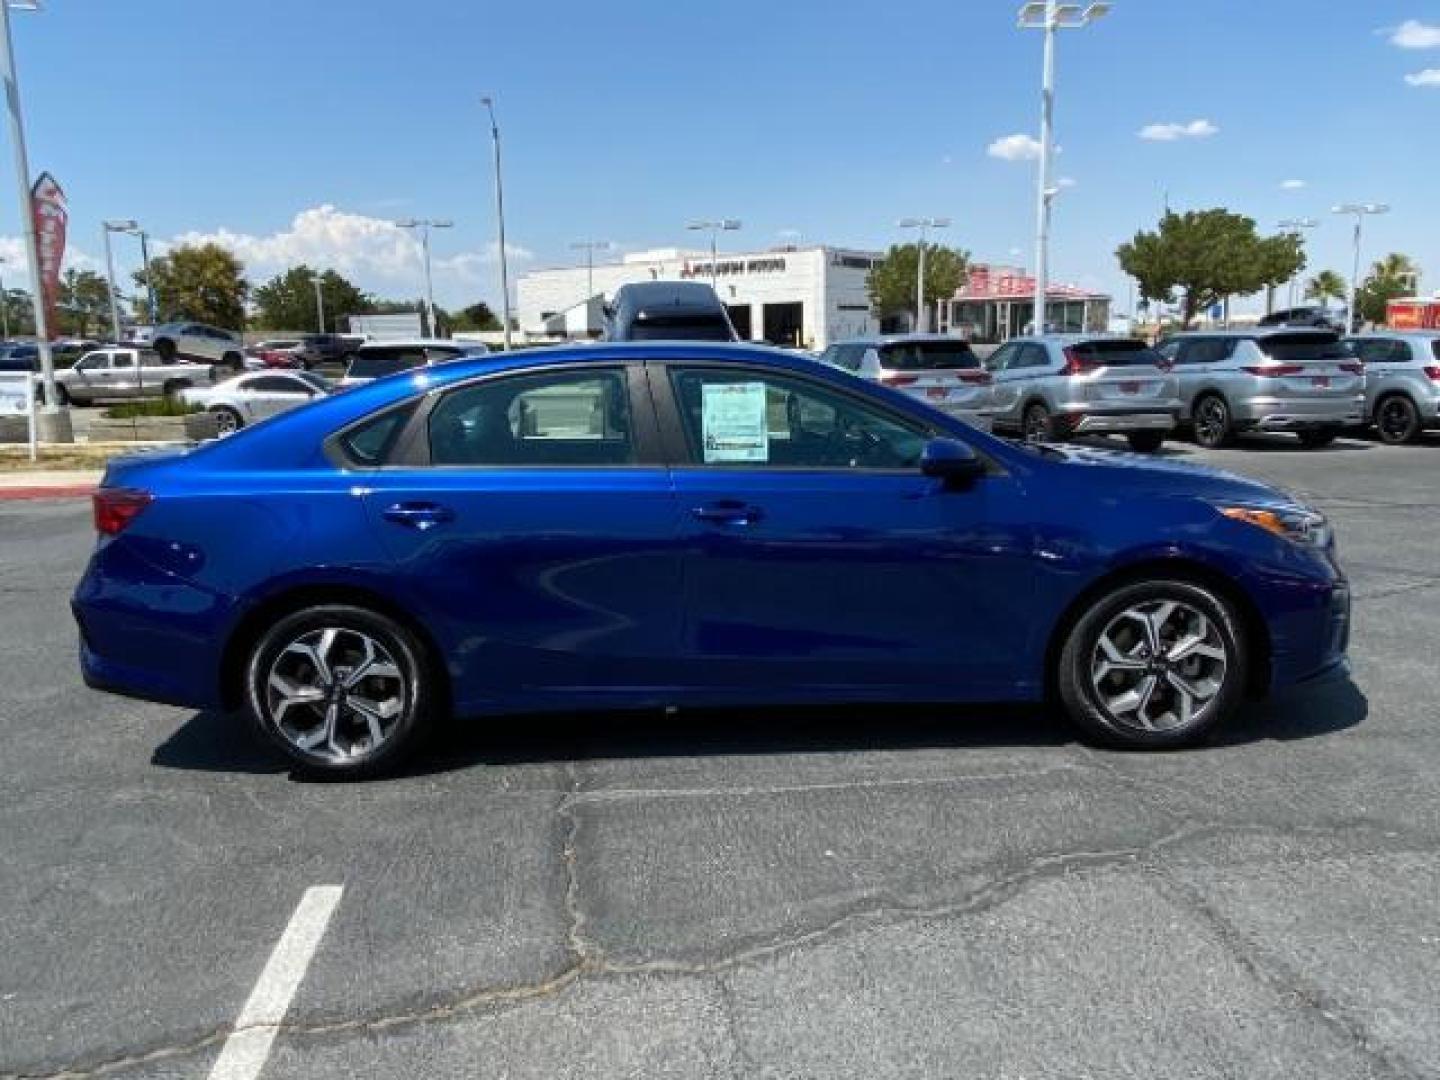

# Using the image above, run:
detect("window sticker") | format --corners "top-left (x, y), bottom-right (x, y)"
top-left (701, 381), bottom-right (769, 463)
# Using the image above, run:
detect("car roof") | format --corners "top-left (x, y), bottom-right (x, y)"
top-left (1001, 334), bottom-right (1143, 345)
top-left (828, 334), bottom-right (976, 347)
top-left (1348, 330), bottom-right (1439, 340)
top-left (356, 338), bottom-right (474, 350)
top-left (1165, 327), bottom-right (1339, 338)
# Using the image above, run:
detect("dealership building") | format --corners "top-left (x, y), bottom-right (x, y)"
top-left (516, 245), bottom-right (883, 349)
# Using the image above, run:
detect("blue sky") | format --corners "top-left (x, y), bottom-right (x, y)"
top-left (2, 0), bottom-right (1437, 313)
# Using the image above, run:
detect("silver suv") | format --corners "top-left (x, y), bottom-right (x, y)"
top-left (1347, 332), bottom-right (1440, 444)
top-left (819, 335), bottom-right (993, 430)
top-left (1156, 329), bottom-right (1364, 449)
top-left (984, 335), bottom-right (1180, 452)
top-left (149, 322), bottom-right (246, 373)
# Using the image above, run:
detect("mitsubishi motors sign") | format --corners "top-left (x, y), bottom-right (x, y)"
top-left (30, 172), bottom-right (67, 335)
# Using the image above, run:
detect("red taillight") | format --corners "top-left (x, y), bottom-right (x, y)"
top-left (958, 369), bottom-right (993, 385)
top-left (881, 373), bottom-right (919, 387)
top-left (1242, 364), bottom-right (1304, 377)
top-left (1338, 361), bottom-right (1365, 375)
top-left (1424, 366), bottom-right (1440, 381)
top-left (93, 488), bottom-right (152, 536)
top-left (1062, 347), bottom-right (1099, 375)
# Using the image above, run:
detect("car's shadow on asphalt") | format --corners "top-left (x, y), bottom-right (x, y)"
top-left (150, 675), bottom-right (1368, 782)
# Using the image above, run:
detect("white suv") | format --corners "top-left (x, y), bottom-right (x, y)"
top-left (150, 322), bottom-right (246, 373)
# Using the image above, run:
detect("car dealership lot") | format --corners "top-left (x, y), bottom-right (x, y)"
top-left (3, 435), bottom-right (1439, 1079)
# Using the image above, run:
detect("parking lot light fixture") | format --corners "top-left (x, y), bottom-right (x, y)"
top-left (898, 217), bottom-right (952, 333)
top-left (101, 220), bottom-right (138, 344)
top-left (395, 218), bottom-right (453, 338)
top-left (481, 96), bottom-right (512, 351)
top-left (1278, 218), bottom-right (1319, 309)
top-left (686, 219), bottom-right (742, 290)
top-left (1017, 0), bottom-right (1109, 337)
top-left (1332, 203), bottom-right (1389, 331)
top-left (569, 240), bottom-right (612, 303)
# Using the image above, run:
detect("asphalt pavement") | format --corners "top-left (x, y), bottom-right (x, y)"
top-left (2, 433), bottom-right (1439, 1079)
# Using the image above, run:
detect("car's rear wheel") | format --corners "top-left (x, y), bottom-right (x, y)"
top-left (1023, 402), bottom-right (1057, 443)
top-left (221, 351), bottom-right (244, 374)
top-left (1125, 431), bottom-right (1166, 453)
top-left (211, 405), bottom-right (243, 435)
top-left (1297, 426), bottom-right (1340, 449)
top-left (244, 604), bottom-right (435, 777)
top-left (161, 379), bottom-right (190, 398)
top-left (1057, 579), bottom-right (1246, 749)
top-left (1375, 394), bottom-right (1420, 445)
top-left (1191, 394), bottom-right (1232, 448)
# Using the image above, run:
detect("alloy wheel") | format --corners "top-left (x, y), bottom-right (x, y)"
top-left (212, 408), bottom-right (240, 436)
top-left (1377, 397), bottom-right (1417, 445)
top-left (1090, 599), bottom-right (1228, 733)
top-left (1194, 397), bottom-right (1229, 447)
top-left (1023, 406), bottom-right (1051, 443)
top-left (264, 627), bottom-right (407, 764)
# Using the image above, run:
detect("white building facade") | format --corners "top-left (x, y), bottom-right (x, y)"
top-left (516, 245), bottom-right (882, 349)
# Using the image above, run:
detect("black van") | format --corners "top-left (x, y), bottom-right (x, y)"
top-left (602, 281), bottom-right (738, 342)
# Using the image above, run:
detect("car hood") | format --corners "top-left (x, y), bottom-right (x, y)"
top-left (1035, 443), bottom-right (1305, 509)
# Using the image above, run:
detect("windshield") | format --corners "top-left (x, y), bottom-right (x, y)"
top-left (1068, 339), bottom-right (1165, 366)
top-left (879, 341), bottom-right (980, 371)
top-left (626, 314), bottom-right (733, 341)
top-left (346, 348), bottom-right (427, 379)
top-left (1260, 332), bottom-right (1350, 362)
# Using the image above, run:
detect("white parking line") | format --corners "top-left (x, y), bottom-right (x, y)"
top-left (208, 885), bottom-right (343, 1080)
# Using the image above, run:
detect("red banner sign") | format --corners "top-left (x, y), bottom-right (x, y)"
top-left (30, 172), bottom-right (67, 336)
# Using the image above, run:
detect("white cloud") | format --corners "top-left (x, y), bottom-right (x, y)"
top-left (1404, 67), bottom-right (1440, 86)
top-left (1390, 19), bottom-right (1440, 48)
top-left (1056, 176), bottom-right (1077, 188)
top-left (1280, 179), bottom-right (1307, 190)
top-left (987, 133), bottom-right (1042, 161)
top-left (0, 235), bottom-right (99, 277)
top-left (1138, 119), bottom-right (1219, 141)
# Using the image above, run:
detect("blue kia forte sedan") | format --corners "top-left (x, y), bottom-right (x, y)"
top-left (73, 343), bottom-right (1350, 777)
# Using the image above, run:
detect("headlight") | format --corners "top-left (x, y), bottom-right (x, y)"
top-left (1218, 505), bottom-right (1331, 549)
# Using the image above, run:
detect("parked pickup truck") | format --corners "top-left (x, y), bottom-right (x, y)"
top-left (43, 346), bottom-right (216, 405)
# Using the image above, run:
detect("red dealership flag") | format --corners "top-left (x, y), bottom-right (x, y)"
top-left (30, 172), bottom-right (67, 337)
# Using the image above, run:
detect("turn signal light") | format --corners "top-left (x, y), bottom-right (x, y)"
top-left (93, 488), bottom-right (153, 536)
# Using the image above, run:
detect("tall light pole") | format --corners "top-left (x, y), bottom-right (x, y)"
top-left (395, 218), bottom-right (452, 338)
top-left (101, 219), bottom-right (137, 343)
top-left (135, 227), bottom-right (156, 325)
top-left (1277, 217), bottom-right (1318, 309)
top-left (0, 255), bottom-right (8, 339)
top-left (1332, 203), bottom-right (1388, 331)
top-left (481, 96), bottom-right (512, 350)
top-left (1018, 0), bottom-right (1109, 336)
top-left (1, 0), bottom-right (69, 439)
top-left (686, 219), bottom-right (742, 289)
top-left (898, 217), bottom-right (951, 333)
top-left (569, 240), bottom-right (611, 301)
top-left (314, 274), bottom-right (325, 333)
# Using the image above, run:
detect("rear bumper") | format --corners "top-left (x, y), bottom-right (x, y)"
top-left (1066, 410), bottom-right (1177, 434)
top-left (935, 405), bottom-right (993, 432)
top-left (1233, 395), bottom-right (1363, 429)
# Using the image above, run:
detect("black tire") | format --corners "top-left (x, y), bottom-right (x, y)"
top-left (1191, 393), bottom-right (1232, 448)
top-left (244, 604), bottom-right (436, 778)
top-left (51, 383), bottom-right (71, 407)
top-left (221, 351), bottom-right (244, 374)
top-left (1297, 426), bottom-right (1340, 449)
top-left (1023, 402), bottom-right (1059, 443)
top-left (1374, 394), bottom-right (1420, 446)
top-left (1125, 431), bottom-right (1166, 453)
top-left (154, 338), bottom-right (177, 363)
top-left (1057, 578), bottom-right (1246, 750)
top-left (211, 405), bottom-right (243, 435)
top-left (161, 379), bottom-right (190, 398)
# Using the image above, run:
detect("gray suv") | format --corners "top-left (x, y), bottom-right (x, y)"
top-left (1347, 332), bottom-right (1440, 444)
top-left (819, 335), bottom-right (993, 430)
top-left (1156, 329), bottom-right (1364, 448)
top-left (984, 335), bottom-right (1181, 452)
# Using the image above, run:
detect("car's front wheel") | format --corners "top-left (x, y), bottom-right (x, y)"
top-left (1023, 402), bottom-right (1058, 443)
top-left (1191, 394), bottom-right (1232, 448)
top-left (1056, 579), bottom-right (1246, 749)
top-left (210, 405), bottom-right (243, 435)
top-left (244, 604), bottom-right (435, 777)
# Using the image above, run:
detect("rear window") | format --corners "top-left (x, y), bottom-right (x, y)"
top-left (1068, 339), bottom-right (1164, 367)
top-left (338, 404), bottom-right (415, 466)
top-left (1259, 333), bottom-right (1350, 362)
top-left (878, 341), bottom-right (980, 371)
top-left (347, 347), bottom-right (428, 379)
top-left (626, 314), bottom-right (733, 341)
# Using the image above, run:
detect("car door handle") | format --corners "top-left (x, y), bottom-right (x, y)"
top-left (382, 502), bottom-right (455, 530)
top-left (691, 500), bottom-right (764, 526)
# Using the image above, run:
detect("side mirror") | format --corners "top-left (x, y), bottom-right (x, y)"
top-left (920, 437), bottom-right (985, 488)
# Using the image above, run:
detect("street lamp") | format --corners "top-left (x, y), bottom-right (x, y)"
top-left (1332, 203), bottom-right (1389, 331)
top-left (480, 96), bottom-right (512, 350)
top-left (569, 240), bottom-right (612, 302)
top-left (101, 219), bottom-right (137, 343)
top-left (686, 219), bottom-right (742, 289)
top-left (1017, 0), bottom-right (1109, 335)
top-left (314, 274), bottom-right (325, 333)
top-left (1, 0), bottom-right (71, 439)
top-left (395, 218), bottom-right (453, 338)
top-left (1277, 218), bottom-right (1318, 309)
top-left (898, 216), bottom-right (952, 333)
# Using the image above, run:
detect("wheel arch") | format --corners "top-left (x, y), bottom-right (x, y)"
top-left (1372, 388), bottom-right (1417, 423)
top-left (1042, 555), bottom-right (1272, 702)
top-left (219, 582), bottom-right (451, 713)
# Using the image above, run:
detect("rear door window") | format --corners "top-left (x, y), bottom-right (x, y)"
top-left (878, 341), bottom-right (981, 371)
top-left (1351, 339), bottom-right (1406, 365)
top-left (1067, 339), bottom-right (1164, 367)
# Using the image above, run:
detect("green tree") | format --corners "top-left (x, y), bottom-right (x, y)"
top-left (1117, 209), bottom-right (1304, 328)
top-left (1355, 253), bottom-right (1419, 327)
top-left (1303, 270), bottom-right (1347, 309)
top-left (56, 268), bottom-right (115, 337)
top-left (1, 288), bottom-right (34, 337)
top-left (866, 243), bottom-right (969, 324)
top-left (253, 265), bottom-right (373, 331)
top-left (448, 300), bottom-right (500, 332)
top-left (137, 243), bottom-right (248, 329)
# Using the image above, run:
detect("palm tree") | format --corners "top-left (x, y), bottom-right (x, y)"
top-left (1304, 270), bottom-right (1347, 310)
top-left (1369, 252), bottom-right (1419, 292)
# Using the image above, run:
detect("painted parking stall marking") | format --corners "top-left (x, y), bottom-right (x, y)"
top-left (208, 885), bottom-right (343, 1080)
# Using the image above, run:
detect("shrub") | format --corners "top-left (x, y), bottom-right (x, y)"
top-left (102, 398), bottom-right (202, 419)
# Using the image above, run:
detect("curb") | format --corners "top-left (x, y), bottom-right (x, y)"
top-left (0, 484), bottom-right (96, 501)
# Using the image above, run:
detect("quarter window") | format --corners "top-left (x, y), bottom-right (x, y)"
top-left (428, 369), bottom-right (634, 467)
top-left (667, 368), bottom-right (928, 470)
